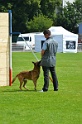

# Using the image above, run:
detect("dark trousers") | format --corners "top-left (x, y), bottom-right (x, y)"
top-left (42, 66), bottom-right (58, 91)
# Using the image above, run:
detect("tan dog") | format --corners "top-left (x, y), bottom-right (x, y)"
top-left (12, 61), bottom-right (41, 90)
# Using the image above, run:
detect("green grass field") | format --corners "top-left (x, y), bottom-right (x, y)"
top-left (0, 52), bottom-right (82, 124)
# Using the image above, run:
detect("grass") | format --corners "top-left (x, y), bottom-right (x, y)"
top-left (0, 52), bottom-right (82, 124)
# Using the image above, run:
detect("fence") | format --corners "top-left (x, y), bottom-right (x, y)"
top-left (77, 43), bottom-right (82, 52)
top-left (12, 43), bottom-right (24, 51)
top-left (12, 43), bottom-right (82, 52)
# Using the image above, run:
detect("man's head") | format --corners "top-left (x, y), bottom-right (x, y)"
top-left (43, 29), bottom-right (51, 39)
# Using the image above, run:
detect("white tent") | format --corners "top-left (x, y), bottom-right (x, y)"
top-left (35, 26), bottom-right (78, 53)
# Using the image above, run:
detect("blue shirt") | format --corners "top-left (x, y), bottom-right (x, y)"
top-left (42, 37), bottom-right (52, 50)
top-left (42, 41), bottom-right (47, 50)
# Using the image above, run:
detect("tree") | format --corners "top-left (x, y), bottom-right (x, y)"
top-left (56, 0), bottom-right (82, 33)
top-left (12, 0), bottom-right (41, 33)
top-left (27, 14), bottom-right (53, 32)
top-left (40, 0), bottom-right (61, 19)
top-left (0, 0), bottom-right (41, 33)
top-left (0, 0), bottom-right (62, 33)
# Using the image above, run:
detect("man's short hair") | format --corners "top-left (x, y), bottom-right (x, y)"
top-left (43, 29), bottom-right (51, 35)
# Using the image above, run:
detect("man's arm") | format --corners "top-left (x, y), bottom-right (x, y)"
top-left (41, 49), bottom-right (45, 57)
top-left (41, 41), bottom-right (47, 58)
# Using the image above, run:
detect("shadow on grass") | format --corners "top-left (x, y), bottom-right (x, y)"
top-left (2, 89), bottom-right (37, 93)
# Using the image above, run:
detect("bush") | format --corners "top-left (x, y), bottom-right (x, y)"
top-left (27, 14), bottom-right (53, 32)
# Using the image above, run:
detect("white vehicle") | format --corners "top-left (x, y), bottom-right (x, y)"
top-left (16, 33), bottom-right (39, 50)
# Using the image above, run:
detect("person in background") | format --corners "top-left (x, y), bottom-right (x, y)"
top-left (40, 29), bottom-right (58, 92)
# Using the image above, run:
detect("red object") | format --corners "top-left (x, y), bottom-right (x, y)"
top-left (9, 67), bottom-right (12, 86)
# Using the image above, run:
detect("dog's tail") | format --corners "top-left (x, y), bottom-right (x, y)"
top-left (12, 74), bottom-right (18, 84)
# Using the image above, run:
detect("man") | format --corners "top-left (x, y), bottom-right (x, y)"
top-left (40, 29), bottom-right (58, 92)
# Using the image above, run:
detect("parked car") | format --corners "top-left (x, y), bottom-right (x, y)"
top-left (16, 32), bottom-right (40, 50)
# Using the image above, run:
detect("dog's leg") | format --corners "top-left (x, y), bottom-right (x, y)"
top-left (18, 76), bottom-right (24, 90)
top-left (19, 81), bottom-right (23, 90)
top-left (33, 80), bottom-right (37, 91)
top-left (23, 79), bottom-right (28, 90)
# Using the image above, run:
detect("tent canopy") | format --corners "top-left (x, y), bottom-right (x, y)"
top-left (35, 26), bottom-right (78, 53)
top-left (49, 26), bottom-right (77, 36)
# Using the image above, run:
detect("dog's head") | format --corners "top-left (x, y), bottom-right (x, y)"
top-left (32, 61), bottom-right (41, 67)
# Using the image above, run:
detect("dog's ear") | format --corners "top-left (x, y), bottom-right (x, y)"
top-left (38, 60), bottom-right (41, 64)
top-left (32, 62), bottom-right (35, 64)
top-left (37, 60), bottom-right (41, 66)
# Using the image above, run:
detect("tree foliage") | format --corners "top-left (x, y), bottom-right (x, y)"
top-left (0, 0), bottom-right (82, 33)
top-left (40, 0), bottom-right (61, 19)
top-left (56, 0), bottom-right (82, 33)
top-left (0, 0), bottom-right (41, 33)
top-left (27, 14), bottom-right (53, 32)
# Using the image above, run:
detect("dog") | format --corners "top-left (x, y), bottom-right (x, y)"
top-left (12, 61), bottom-right (41, 90)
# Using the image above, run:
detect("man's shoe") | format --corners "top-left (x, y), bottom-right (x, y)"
top-left (39, 90), bottom-right (48, 92)
top-left (54, 89), bottom-right (58, 91)
top-left (39, 90), bottom-right (44, 92)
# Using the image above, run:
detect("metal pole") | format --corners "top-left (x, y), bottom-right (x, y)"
top-left (8, 10), bottom-right (12, 86)
top-left (62, 0), bottom-right (65, 8)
